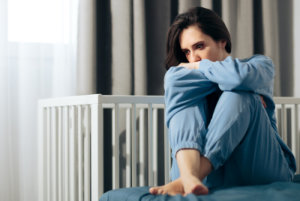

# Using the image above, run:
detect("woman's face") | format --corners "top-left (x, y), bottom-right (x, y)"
top-left (179, 24), bottom-right (229, 63)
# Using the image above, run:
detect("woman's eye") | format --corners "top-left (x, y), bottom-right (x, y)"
top-left (196, 43), bottom-right (204, 49)
top-left (184, 50), bottom-right (190, 55)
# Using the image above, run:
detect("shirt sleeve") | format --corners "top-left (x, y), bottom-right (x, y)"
top-left (164, 66), bottom-right (218, 127)
top-left (198, 55), bottom-right (275, 94)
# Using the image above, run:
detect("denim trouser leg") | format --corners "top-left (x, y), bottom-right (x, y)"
top-left (169, 100), bottom-right (208, 181)
top-left (170, 91), bottom-right (293, 188)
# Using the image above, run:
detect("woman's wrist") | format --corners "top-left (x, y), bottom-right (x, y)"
top-left (177, 62), bottom-right (199, 69)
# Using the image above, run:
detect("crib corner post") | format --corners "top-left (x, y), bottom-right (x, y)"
top-left (91, 94), bottom-right (104, 201)
top-left (38, 101), bottom-right (46, 201)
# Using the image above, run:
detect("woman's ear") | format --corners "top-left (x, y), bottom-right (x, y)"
top-left (218, 40), bottom-right (227, 48)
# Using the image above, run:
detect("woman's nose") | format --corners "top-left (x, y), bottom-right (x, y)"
top-left (190, 51), bottom-right (201, 62)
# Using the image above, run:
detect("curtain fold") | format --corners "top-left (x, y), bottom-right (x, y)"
top-left (276, 0), bottom-right (294, 96)
top-left (178, 0), bottom-right (201, 13)
top-left (201, 0), bottom-right (213, 9)
top-left (111, 0), bottom-right (133, 95)
top-left (262, 0), bottom-right (281, 95)
top-left (77, 0), bottom-right (97, 95)
top-left (133, 0), bottom-right (147, 95)
top-left (222, 0), bottom-right (254, 59)
top-left (144, 0), bottom-right (170, 95)
top-left (103, 0), bottom-right (170, 95)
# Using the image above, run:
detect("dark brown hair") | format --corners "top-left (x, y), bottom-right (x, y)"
top-left (165, 7), bottom-right (231, 69)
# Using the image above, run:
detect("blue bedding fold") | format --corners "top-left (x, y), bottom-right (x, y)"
top-left (100, 182), bottom-right (300, 201)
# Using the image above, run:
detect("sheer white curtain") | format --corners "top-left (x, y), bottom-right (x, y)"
top-left (0, 0), bottom-right (95, 200)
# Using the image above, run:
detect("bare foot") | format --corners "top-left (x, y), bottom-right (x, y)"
top-left (149, 176), bottom-right (208, 196)
top-left (149, 178), bottom-right (184, 196)
top-left (181, 174), bottom-right (209, 195)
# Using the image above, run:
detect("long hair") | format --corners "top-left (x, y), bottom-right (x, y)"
top-left (165, 7), bottom-right (231, 69)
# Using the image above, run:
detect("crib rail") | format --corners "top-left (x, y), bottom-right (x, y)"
top-left (38, 95), bottom-right (168, 201)
top-left (274, 97), bottom-right (300, 172)
top-left (38, 95), bottom-right (300, 201)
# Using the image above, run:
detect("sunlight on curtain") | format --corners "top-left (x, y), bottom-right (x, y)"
top-left (0, 0), bottom-right (79, 200)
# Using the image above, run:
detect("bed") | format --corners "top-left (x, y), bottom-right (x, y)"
top-left (100, 180), bottom-right (300, 201)
top-left (37, 95), bottom-right (300, 201)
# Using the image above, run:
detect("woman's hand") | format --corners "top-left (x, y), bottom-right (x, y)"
top-left (177, 62), bottom-right (200, 69)
top-left (260, 95), bottom-right (267, 108)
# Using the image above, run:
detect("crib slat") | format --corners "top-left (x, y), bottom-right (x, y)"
top-left (71, 106), bottom-right (75, 200)
top-left (148, 104), bottom-right (154, 186)
top-left (46, 108), bottom-right (51, 201)
top-left (126, 108), bottom-right (131, 187)
top-left (91, 103), bottom-right (104, 201)
top-left (63, 106), bottom-right (69, 201)
top-left (78, 106), bottom-right (83, 201)
top-left (112, 104), bottom-right (120, 189)
top-left (164, 124), bottom-right (170, 183)
top-left (153, 108), bottom-right (158, 186)
top-left (131, 104), bottom-right (137, 187)
top-left (39, 106), bottom-right (47, 201)
top-left (275, 106), bottom-right (279, 129)
top-left (58, 107), bottom-right (63, 201)
top-left (52, 107), bottom-right (59, 201)
top-left (296, 104), bottom-right (300, 174)
top-left (139, 108), bottom-right (145, 186)
top-left (84, 105), bottom-right (91, 201)
top-left (291, 105), bottom-right (297, 156)
top-left (281, 104), bottom-right (287, 143)
top-left (69, 106), bottom-right (79, 201)
top-left (74, 107), bottom-right (79, 201)
top-left (51, 107), bottom-right (57, 201)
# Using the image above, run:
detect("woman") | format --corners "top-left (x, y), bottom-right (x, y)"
top-left (149, 7), bottom-right (296, 196)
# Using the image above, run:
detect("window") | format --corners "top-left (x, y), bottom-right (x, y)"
top-left (8, 0), bottom-right (73, 43)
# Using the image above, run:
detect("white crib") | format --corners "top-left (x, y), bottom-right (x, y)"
top-left (38, 95), bottom-right (300, 201)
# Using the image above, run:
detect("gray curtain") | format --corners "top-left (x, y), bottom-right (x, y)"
top-left (96, 0), bottom-right (294, 96)
top-left (77, 0), bottom-right (97, 95)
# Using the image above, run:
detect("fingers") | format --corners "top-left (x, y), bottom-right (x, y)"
top-left (177, 62), bottom-right (199, 69)
top-left (260, 95), bottom-right (267, 108)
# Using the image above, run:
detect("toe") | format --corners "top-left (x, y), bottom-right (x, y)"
top-left (192, 185), bottom-right (209, 195)
top-left (149, 187), bottom-right (158, 195)
top-left (157, 188), bottom-right (164, 194)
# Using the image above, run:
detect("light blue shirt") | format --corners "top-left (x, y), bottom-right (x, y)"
top-left (164, 54), bottom-right (296, 172)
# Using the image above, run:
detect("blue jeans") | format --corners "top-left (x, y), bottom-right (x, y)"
top-left (169, 91), bottom-right (294, 188)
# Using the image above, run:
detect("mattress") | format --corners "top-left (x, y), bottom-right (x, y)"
top-left (100, 180), bottom-right (300, 201)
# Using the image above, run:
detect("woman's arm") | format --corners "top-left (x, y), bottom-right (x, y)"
top-left (197, 55), bottom-right (275, 93)
top-left (165, 66), bottom-right (218, 127)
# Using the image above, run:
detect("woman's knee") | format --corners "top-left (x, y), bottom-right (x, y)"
top-left (218, 91), bottom-right (256, 105)
top-left (216, 91), bottom-right (261, 113)
top-left (208, 91), bottom-right (262, 127)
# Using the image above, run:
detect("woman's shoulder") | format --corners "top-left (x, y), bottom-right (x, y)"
top-left (234, 54), bottom-right (274, 69)
top-left (238, 54), bottom-right (272, 63)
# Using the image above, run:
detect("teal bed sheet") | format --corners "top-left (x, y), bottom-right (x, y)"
top-left (100, 181), bottom-right (300, 201)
